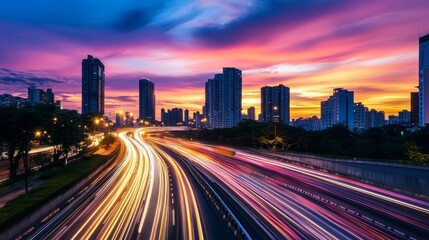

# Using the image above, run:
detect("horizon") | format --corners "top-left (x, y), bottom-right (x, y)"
top-left (1, 1), bottom-right (429, 120)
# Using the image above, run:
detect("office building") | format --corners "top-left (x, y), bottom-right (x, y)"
top-left (205, 68), bottom-right (242, 128)
top-left (320, 88), bottom-right (354, 130)
top-left (82, 55), bottom-right (105, 115)
top-left (411, 92), bottom-right (419, 126)
top-left (247, 107), bottom-right (256, 121)
top-left (261, 84), bottom-right (290, 124)
top-left (419, 34), bottom-right (429, 126)
top-left (139, 78), bottom-right (155, 122)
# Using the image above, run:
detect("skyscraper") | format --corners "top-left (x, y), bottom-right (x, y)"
top-left (139, 78), bottom-right (155, 122)
top-left (320, 88), bottom-right (354, 130)
top-left (82, 55), bottom-right (105, 115)
top-left (411, 92), bottom-right (419, 126)
top-left (247, 107), bottom-right (256, 121)
top-left (419, 33), bottom-right (429, 126)
top-left (261, 84), bottom-right (290, 124)
top-left (205, 68), bottom-right (242, 128)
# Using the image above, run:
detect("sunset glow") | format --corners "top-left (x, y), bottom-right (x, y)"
top-left (1, 1), bottom-right (428, 119)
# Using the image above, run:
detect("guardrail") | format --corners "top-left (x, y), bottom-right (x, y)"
top-left (182, 160), bottom-right (252, 240)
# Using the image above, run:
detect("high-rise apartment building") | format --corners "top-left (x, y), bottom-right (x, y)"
top-left (46, 88), bottom-right (54, 104)
top-left (353, 102), bottom-right (367, 130)
top-left (205, 68), bottom-right (242, 128)
top-left (82, 55), bottom-right (105, 115)
top-left (28, 86), bottom-right (54, 106)
top-left (184, 109), bottom-right (189, 125)
top-left (247, 107), bottom-right (256, 121)
top-left (320, 88), bottom-right (354, 130)
top-left (161, 108), bottom-right (183, 126)
top-left (365, 109), bottom-right (385, 129)
top-left (291, 116), bottom-right (321, 131)
top-left (261, 84), bottom-right (290, 124)
top-left (139, 78), bottom-right (155, 122)
top-left (398, 110), bottom-right (411, 125)
top-left (419, 34), bottom-right (429, 126)
top-left (411, 92), bottom-right (419, 126)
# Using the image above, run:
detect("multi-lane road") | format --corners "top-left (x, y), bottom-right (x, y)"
top-left (17, 129), bottom-right (429, 239)
top-left (19, 130), bottom-right (230, 240)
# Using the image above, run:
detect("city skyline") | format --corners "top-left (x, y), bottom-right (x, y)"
top-left (1, 1), bottom-right (429, 120)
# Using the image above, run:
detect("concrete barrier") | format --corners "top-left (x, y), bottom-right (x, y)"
top-left (264, 151), bottom-right (429, 196)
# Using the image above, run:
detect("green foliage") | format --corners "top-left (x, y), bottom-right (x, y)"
top-left (172, 121), bottom-right (429, 164)
top-left (0, 154), bottom-right (107, 230)
top-left (0, 105), bottom-right (87, 180)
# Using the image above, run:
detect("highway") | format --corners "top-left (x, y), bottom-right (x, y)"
top-left (16, 128), bottom-right (429, 239)
top-left (149, 136), bottom-right (429, 240)
top-left (18, 130), bottom-right (230, 240)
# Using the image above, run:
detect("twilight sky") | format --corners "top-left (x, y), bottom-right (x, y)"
top-left (1, 0), bottom-right (429, 120)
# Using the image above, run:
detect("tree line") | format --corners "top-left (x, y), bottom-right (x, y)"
top-left (173, 120), bottom-right (429, 165)
top-left (0, 105), bottom-right (93, 192)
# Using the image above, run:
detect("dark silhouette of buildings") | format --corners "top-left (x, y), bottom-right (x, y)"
top-left (419, 33), bottom-right (429, 126)
top-left (139, 78), bottom-right (155, 122)
top-left (411, 92), bottom-right (419, 126)
top-left (82, 55), bottom-right (105, 115)
top-left (247, 106), bottom-right (256, 121)
top-left (205, 68), bottom-right (242, 128)
top-left (321, 88), bottom-right (354, 130)
top-left (261, 84), bottom-right (290, 124)
top-left (161, 108), bottom-right (183, 126)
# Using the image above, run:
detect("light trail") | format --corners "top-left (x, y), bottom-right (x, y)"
top-left (151, 137), bottom-right (429, 239)
top-left (22, 129), bottom-right (211, 240)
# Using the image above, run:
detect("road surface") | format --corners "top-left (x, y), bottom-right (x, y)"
top-left (18, 130), bottom-right (230, 240)
top-left (150, 137), bottom-right (429, 240)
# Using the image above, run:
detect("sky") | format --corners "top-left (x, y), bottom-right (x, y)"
top-left (1, 0), bottom-right (429, 120)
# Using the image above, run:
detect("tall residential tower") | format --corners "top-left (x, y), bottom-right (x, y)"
top-left (139, 78), bottom-right (155, 122)
top-left (419, 34), bottom-right (429, 126)
top-left (82, 55), bottom-right (105, 115)
top-left (321, 88), bottom-right (354, 130)
top-left (205, 68), bottom-right (242, 128)
top-left (261, 84), bottom-right (290, 124)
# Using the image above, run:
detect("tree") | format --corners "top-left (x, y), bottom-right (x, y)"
top-left (0, 106), bottom-right (22, 180)
top-left (49, 110), bottom-right (85, 165)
